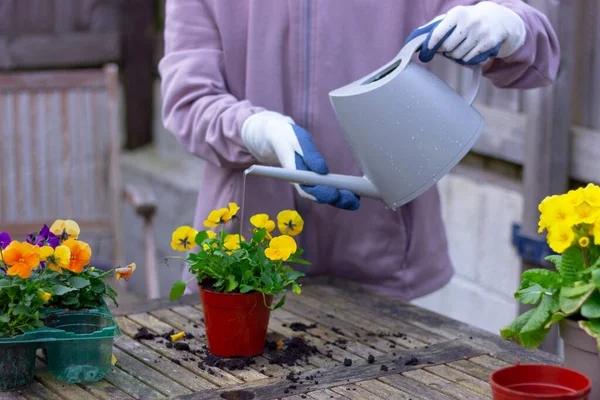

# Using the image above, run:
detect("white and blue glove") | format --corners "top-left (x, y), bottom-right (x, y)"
top-left (241, 111), bottom-right (360, 210)
top-left (406, 1), bottom-right (526, 65)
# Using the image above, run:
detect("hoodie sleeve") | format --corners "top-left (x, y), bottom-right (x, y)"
top-left (426, 0), bottom-right (560, 89)
top-left (158, 0), bottom-right (264, 168)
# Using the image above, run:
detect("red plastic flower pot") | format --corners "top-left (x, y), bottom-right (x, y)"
top-left (490, 364), bottom-right (591, 400)
top-left (199, 287), bottom-right (273, 357)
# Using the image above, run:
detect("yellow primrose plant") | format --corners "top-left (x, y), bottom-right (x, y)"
top-left (0, 220), bottom-right (136, 323)
top-left (168, 203), bottom-right (310, 310)
top-left (501, 183), bottom-right (600, 351)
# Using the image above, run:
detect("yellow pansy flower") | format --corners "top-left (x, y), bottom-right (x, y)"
top-left (583, 183), bottom-right (600, 207)
top-left (265, 235), bottom-right (297, 261)
top-left (202, 230), bottom-right (217, 251)
top-left (62, 239), bottom-right (92, 273)
top-left (171, 226), bottom-right (198, 252)
top-left (277, 210), bottom-right (304, 236)
top-left (50, 219), bottom-right (80, 240)
top-left (204, 203), bottom-right (239, 228)
top-left (38, 292), bottom-right (52, 302)
top-left (575, 202), bottom-right (599, 225)
top-left (579, 237), bottom-right (590, 248)
top-left (116, 263), bottom-right (136, 281)
top-left (539, 197), bottom-right (576, 232)
top-left (223, 234), bottom-right (245, 253)
top-left (547, 224), bottom-right (575, 253)
top-left (250, 214), bottom-right (276, 239)
top-left (40, 245), bottom-right (70, 274)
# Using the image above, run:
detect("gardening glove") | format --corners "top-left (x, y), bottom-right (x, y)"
top-left (405, 1), bottom-right (526, 65)
top-left (241, 110), bottom-right (360, 210)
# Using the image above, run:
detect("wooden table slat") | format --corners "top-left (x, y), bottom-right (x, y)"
top-left (331, 384), bottom-right (389, 399)
top-left (20, 381), bottom-right (64, 400)
top-left (448, 359), bottom-right (496, 382)
top-left (355, 379), bottom-right (413, 399)
top-left (115, 316), bottom-right (242, 387)
top-left (378, 374), bottom-right (456, 400)
top-left (0, 392), bottom-right (28, 400)
top-left (403, 369), bottom-right (488, 400)
top-left (101, 364), bottom-right (165, 400)
top-left (424, 364), bottom-right (492, 396)
top-left (33, 359), bottom-right (104, 400)
top-left (469, 355), bottom-right (512, 370)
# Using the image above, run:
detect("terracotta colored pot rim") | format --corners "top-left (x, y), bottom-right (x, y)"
top-left (490, 364), bottom-right (591, 399)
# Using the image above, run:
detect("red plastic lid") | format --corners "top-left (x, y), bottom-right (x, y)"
top-left (490, 364), bottom-right (591, 400)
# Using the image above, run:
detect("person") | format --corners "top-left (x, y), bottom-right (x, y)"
top-left (159, 1), bottom-right (559, 299)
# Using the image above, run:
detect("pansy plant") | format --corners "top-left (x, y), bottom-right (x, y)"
top-left (168, 203), bottom-right (310, 310)
top-left (0, 220), bottom-right (136, 336)
top-left (502, 183), bottom-right (600, 353)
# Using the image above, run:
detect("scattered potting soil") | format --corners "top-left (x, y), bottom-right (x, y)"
top-left (331, 327), bottom-right (344, 335)
top-left (134, 327), bottom-right (157, 340)
top-left (368, 354), bottom-right (375, 364)
top-left (269, 337), bottom-right (319, 367)
top-left (174, 342), bottom-right (191, 352)
top-left (171, 358), bottom-right (181, 365)
top-left (404, 357), bottom-right (419, 366)
top-left (343, 358), bottom-right (352, 367)
top-left (201, 353), bottom-right (256, 371)
top-left (380, 365), bottom-right (388, 371)
top-left (289, 322), bottom-right (317, 332)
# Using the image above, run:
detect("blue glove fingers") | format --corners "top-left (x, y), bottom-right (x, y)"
top-left (291, 124), bottom-right (329, 174)
top-left (332, 189), bottom-right (360, 211)
top-left (419, 20), bottom-right (455, 63)
top-left (454, 43), bottom-right (501, 65)
top-left (295, 153), bottom-right (340, 204)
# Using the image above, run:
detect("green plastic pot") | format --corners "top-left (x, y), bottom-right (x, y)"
top-left (0, 343), bottom-right (36, 391)
top-left (44, 312), bottom-right (120, 383)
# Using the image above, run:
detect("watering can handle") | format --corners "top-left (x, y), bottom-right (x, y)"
top-left (397, 33), bottom-right (482, 106)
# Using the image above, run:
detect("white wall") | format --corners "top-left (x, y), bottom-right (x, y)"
top-left (412, 173), bottom-right (523, 334)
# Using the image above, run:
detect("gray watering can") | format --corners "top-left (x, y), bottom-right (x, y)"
top-left (245, 33), bottom-right (485, 209)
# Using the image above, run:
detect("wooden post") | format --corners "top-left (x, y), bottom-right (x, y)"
top-left (519, 0), bottom-right (579, 355)
top-left (121, 0), bottom-right (155, 149)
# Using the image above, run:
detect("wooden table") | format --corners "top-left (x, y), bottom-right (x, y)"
top-left (6, 279), bottom-right (560, 400)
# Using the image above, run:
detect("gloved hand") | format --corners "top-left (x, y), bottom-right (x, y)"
top-left (405, 1), bottom-right (526, 65)
top-left (241, 111), bottom-right (360, 210)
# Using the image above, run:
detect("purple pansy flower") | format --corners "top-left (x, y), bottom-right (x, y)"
top-left (0, 232), bottom-right (10, 249)
top-left (26, 225), bottom-right (59, 248)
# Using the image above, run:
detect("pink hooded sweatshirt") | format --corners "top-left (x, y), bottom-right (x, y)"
top-left (159, 0), bottom-right (559, 300)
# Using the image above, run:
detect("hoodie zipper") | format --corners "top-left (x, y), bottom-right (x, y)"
top-left (302, 0), bottom-right (312, 128)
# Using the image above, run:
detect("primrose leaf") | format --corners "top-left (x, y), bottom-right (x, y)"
top-left (582, 290), bottom-right (600, 319)
top-left (52, 285), bottom-right (76, 296)
top-left (239, 284), bottom-right (254, 294)
top-left (545, 311), bottom-right (567, 329)
top-left (194, 231), bottom-right (209, 246)
top-left (68, 276), bottom-right (90, 289)
top-left (592, 269), bottom-right (600, 289)
top-left (515, 282), bottom-right (548, 305)
top-left (557, 247), bottom-right (584, 284)
top-left (560, 284), bottom-right (595, 315)
top-left (521, 268), bottom-right (562, 289)
top-left (500, 306), bottom-right (551, 350)
top-left (170, 280), bottom-right (187, 301)
top-left (579, 319), bottom-right (600, 345)
top-left (521, 292), bottom-right (559, 334)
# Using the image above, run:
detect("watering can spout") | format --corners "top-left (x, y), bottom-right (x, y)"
top-left (244, 165), bottom-right (382, 200)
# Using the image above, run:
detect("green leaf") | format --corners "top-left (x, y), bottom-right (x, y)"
top-left (170, 280), bottom-right (187, 301)
top-left (62, 297), bottom-right (79, 306)
top-left (239, 284), bottom-right (254, 294)
top-left (501, 308), bottom-right (548, 349)
top-left (515, 283), bottom-right (548, 305)
top-left (589, 245), bottom-right (600, 268)
top-left (12, 305), bottom-right (31, 316)
top-left (521, 292), bottom-right (559, 334)
top-left (0, 314), bottom-right (10, 323)
top-left (286, 271), bottom-right (305, 281)
top-left (293, 248), bottom-right (304, 257)
top-left (195, 231), bottom-right (209, 246)
top-left (261, 273), bottom-right (273, 286)
top-left (0, 279), bottom-right (10, 288)
top-left (287, 258), bottom-right (312, 266)
top-left (269, 294), bottom-right (287, 311)
top-left (521, 268), bottom-right (562, 289)
top-left (592, 269), bottom-right (600, 289)
top-left (582, 290), bottom-right (600, 319)
top-left (579, 319), bottom-right (600, 344)
top-left (69, 276), bottom-right (90, 289)
top-left (92, 283), bottom-right (106, 293)
top-left (560, 284), bottom-right (595, 315)
top-left (52, 285), bottom-right (75, 296)
top-left (252, 229), bottom-right (266, 243)
top-left (557, 247), bottom-right (584, 284)
top-left (226, 275), bottom-right (239, 292)
top-left (545, 254), bottom-right (562, 267)
top-left (545, 312), bottom-right (567, 329)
